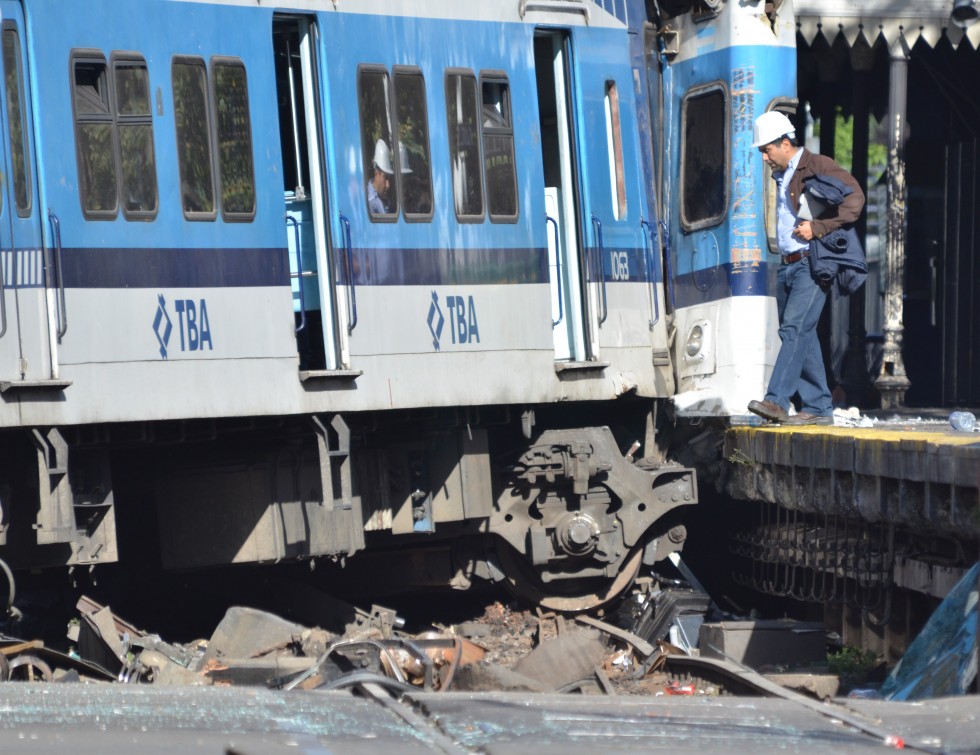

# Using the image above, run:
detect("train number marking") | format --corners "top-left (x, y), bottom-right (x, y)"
top-left (428, 291), bottom-right (480, 351)
top-left (153, 295), bottom-right (213, 359)
top-left (610, 250), bottom-right (630, 281)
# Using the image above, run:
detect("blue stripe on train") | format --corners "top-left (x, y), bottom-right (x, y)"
top-left (347, 246), bottom-right (653, 286)
top-left (346, 246), bottom-right (550, 286)
top-left (59, 247), bottom-right (291, 289)
top-left (48, 245), bottom-right (657, 289)
top-left (671, 259), bottom-right (773, 307)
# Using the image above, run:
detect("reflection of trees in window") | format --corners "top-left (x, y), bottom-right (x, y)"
top-left (481, 75), bottom-right (517, 222)
top-left (72, 52), bottom-right (160, 220)
top-left (213, 60), bottom-right (255, 219)
top-left (358, 67), bottom-right (397, 217)
top-left (2, 26), bottom-right (30, 216)
top-left (681, 87), bottom-right (726, 229)
top-left (115, 59), bottom-right (158, 217)
top-left (72, 55), bottom-right (117, 217)
top-left (446, 72), bottom-right (483, 220)
top-left (173, 58), bottom-right (215, 216)
top-left (394, 69), bottom-right (432, 218)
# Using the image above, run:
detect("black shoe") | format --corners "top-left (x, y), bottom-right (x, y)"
top-left (782, 412), bottom-right (834, 426)
top-left (748, 399), bottom-right (789, 423)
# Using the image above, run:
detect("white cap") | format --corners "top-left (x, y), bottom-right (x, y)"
top-left (373, 139), bottom-right (393, 175)
top-left (752, 111), bottom-right (796, 148)
top-left (398, 142), bottom-right (413, 174)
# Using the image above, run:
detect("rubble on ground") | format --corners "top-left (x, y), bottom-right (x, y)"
top-left (0, 589), bottom-right (821, 698)
top-left (2, 562), bottom-right (974, 702)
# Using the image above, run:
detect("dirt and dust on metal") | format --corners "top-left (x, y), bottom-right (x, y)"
top-left (0, 549), bottom-right (975, 713)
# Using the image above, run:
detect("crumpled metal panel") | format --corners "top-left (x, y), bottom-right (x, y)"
top-left (879, 562), bottom-right (979, 701)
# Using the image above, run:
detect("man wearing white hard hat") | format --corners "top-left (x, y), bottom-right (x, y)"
top-left (367, 138), bottom-right (394, 215)
top-left (747, 111), bottom-right (865, 426)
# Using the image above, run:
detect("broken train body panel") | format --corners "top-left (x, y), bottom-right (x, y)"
top-left (608, 0), bottom-right (797, 420)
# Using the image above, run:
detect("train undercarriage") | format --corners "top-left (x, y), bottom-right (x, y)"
top-left (0, 402), bottom-right (697, 613)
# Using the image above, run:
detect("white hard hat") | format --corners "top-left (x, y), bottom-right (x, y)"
top-left (752, 111), bottom-right (796, 147)
top-left (398, 142), bottom-right (413, 174)
top-left (373, 139), bottom-right (393, 175)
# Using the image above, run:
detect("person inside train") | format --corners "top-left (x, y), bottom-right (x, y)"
top-left (747, 111), bottom-right (865, 427)
top-left (367, 138), bottom-right (395, 215)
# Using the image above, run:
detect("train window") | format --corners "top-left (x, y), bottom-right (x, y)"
top-left (113, 56), bottom-right (158, 219)
top-left (680, 84), bottom-right (728, 230)
top-left (604, 81), bottom-right (627, 221)
top-left (2, 25), bottom-right (30, 216)
top-left (173, 57), bottom-right (216, 219)
top-left (212, 59), bottom-right (256, 221)
top-left (394, 68), bottom-right (433, 221)
top-left (71, 51), bottom-right (160, 220)
top-left (445, 70), bottom-right (484, 222)
top-left (358, 66), bottom-right (398, 220)
top-left (481, 74), bottom-right (518, 223)
top-left (71, 52), bottom-right (117, 218)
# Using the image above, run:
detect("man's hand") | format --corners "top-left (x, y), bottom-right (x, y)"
top-left (793, 220), bottom-right (814, 241)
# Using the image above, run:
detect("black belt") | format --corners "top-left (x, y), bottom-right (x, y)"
top-left (782, 251), bottom-right (810, 264)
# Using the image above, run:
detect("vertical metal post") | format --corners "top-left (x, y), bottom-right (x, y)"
top-left (840, 41), bottom-right (873, 406)
top-left (874, 37), bottom-right (912, 408)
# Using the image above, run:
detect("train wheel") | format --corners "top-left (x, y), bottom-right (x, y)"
top-left (7, 654), bottom-right (53, 682)
top-left (489, 426), bottom-right (696, 613)
top-left (494, 541), bottom-right (643, 613)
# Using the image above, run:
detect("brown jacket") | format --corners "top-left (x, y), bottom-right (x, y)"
top-left (786, 148), bottom-right (865, 239)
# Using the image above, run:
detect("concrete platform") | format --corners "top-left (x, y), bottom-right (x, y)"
top-left (724, 422), bottom-right (980, 538)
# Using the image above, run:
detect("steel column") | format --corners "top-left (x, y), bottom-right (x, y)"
top-left (874, 37), bottom-right (911, 407)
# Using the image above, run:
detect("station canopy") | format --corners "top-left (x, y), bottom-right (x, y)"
top-left (795, 0), bottom-right (980, 50)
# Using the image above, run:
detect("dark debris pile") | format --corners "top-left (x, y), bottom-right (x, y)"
top-left (0, 579), bottom-right (847, 700)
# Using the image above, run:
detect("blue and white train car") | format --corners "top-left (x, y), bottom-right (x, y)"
top-left (607, 0), bottom-right (798, 422)
top-left (0, 0), bottom-right (696, 610)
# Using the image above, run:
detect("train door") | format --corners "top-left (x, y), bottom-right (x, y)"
top-left (642, 26), bottom-right (674, 317)
top-left (0, 5), bottom-right (51, 388)
top-left (273, 16), bottom-right (344, 372)
top-left (534, 31), bottom-right (597, 362)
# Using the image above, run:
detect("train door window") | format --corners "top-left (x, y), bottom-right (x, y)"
top-left (212, 58), bottom-right (256, 220)
top-left (680, 83), bottom-right (728, 231)
top-left (763, 99), bottom-right (797, 254)
top-left (113, 55), bottom-right (158, 218)
top-left (604, 81), bottom-right (627, 221)
top-left (481, 74), bottom-right (518, 223)
top-left (273, 23), bottom-right (310, 198)
top-left (173, 57), bottom-right (216, 219)
top-left (358, 66), bottom-right (398, 220)
top-left (394, 67), bottom-right (432, 221)
top-left (71, 52), bottom-right (117, 218)
top-left (2, 25), bottom-right (30, 216)
top-left (445, 70), bottom-right (483, 222)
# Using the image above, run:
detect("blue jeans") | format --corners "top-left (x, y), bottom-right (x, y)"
top-left (764, 258), bottom-right (832, 416)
